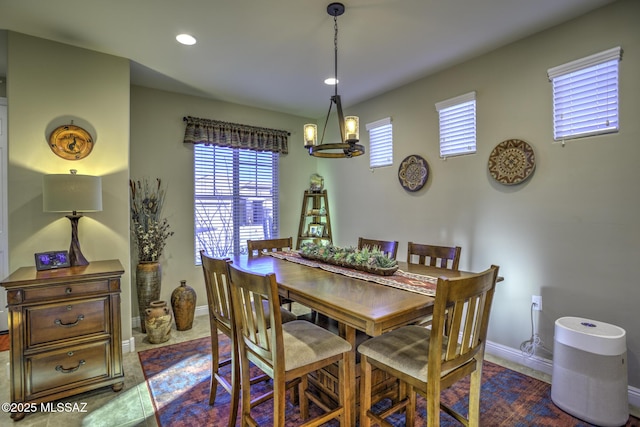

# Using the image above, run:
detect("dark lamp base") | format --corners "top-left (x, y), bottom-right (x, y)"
top-left (66, 214), bottom-right (89, 266)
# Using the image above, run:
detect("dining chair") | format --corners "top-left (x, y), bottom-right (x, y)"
top-left (407, 242), bottom-right (461, 269)
top-left (358, 265), bottom-right (500, 427)
top-left (227, 262), bottom-right (353, 426)
top-left (357, 237), bottom-right (399, 259)
top-left (200, 251), bottom-right (297, 427)
top-left (247, 237), bottom-right (296, 311)
top-left (200, 253), bottom-right (241, 427)
top-left (247, 237), bottom-right (294, 257)
top-left (407, 242), bottom-right (462, 328)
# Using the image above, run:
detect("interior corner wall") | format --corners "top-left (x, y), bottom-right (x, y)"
top-left (319, 0), bottom-right (640, 387)
top-left (129, 85), bottom-right (315, 319)
top-left (6, 32), bottom-right (133, 340)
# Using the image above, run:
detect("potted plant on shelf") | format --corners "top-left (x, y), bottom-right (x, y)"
top-left (130, 178), bottom-right (174, 334)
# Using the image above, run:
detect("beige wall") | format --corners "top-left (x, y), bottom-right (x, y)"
top-left (6, 33), bottom-right (132, 338)
top-left (320, 0), bottom-right (640, 386)
top-left (129, 86), bottom-right (315, 319)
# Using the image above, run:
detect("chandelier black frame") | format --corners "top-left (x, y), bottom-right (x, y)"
top-left (304, 2), bottom-right (364, 158)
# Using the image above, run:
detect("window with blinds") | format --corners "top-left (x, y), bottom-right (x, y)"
top-left (366, 117), bottom-right (393, 168)
top-left (435, 91), bottom-right (476, 158)
top-left (194, 145), bottom-right (279, 263)
top-left (547, 46), bottom-right (622, 141)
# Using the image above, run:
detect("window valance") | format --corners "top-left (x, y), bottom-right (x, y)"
top-left (183, 116), bottom-right (289, 154)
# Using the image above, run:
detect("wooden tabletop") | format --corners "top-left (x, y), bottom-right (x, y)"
top-left (231, 255), bottom-right (473, 337)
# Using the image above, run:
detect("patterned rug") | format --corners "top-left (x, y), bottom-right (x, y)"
top-left (0, 332), bottom-right (8, 352)
top-left (139, 335), bottom-right (639, 427)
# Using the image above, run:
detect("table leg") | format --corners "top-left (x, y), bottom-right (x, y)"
top-left (339, 323), bottom-right (356, 426)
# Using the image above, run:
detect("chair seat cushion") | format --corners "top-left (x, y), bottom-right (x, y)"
top-left (282, 320), bottom-right (352, 372)
top-left (358, 325), bottom-right (447, 381)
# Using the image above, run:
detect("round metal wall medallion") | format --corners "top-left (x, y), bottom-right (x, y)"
top-left (488, 139), bottom-right (535, 185)
top-left (48, 124), bottom-right (94, 160)
top-left (398, 155), bottom-right (429, 192)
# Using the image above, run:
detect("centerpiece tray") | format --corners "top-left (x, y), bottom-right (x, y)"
top-left (298, 252), bottom-right (399, 276)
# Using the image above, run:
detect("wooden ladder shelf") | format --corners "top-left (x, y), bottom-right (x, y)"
top-left (296, 190), bottom-right (333, 249)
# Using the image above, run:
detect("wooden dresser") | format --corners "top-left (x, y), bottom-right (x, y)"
top-left (0, 259), bottom-right (125, 421)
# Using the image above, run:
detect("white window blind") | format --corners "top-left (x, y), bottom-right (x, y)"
top-left (366, 117), bottom-right (393, 168)
top-left (194, 145), bottom-right (279, 263)
top-left (435, 91), bottom-right (476, 158)
top-left (547, 46), bottom-right (621, 141)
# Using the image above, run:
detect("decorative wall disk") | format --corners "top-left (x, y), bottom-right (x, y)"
top-left (488, 139), bottom-right (536, 185)
top-left (49, 124), bottom-right (94, 160)
top-left (398, 155), bottom-right (429, 191)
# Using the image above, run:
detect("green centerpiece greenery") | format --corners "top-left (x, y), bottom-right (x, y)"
top-left (299, 242), bottom-right (398, 275)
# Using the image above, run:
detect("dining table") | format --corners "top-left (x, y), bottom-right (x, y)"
top-left (231, 251), bottom-right (485, 425)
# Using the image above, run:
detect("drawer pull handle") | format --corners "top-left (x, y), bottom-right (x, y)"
top-left (65, 287), bottom-right (72, 294)
top-left (54, 314), bottom-right (85, 327)
top-left (55, 359), bottom-right (86, 374)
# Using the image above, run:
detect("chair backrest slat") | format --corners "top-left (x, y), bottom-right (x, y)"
top-left (247, 237), bottom-right (293, 257)
top-left (200, 251), bottom-right (233, 334)
top-left (357, 237), bottom-right (399, 259)
top-left (407, 242), bottom-right (461, 270)
top-left (228, 263), bottom-right (284, 376)
top-left (431, 265), bottom-right (499, 369)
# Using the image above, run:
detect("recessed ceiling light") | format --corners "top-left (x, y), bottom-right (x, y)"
top-left (176, 34), bottom-right (197, 46)
top-left (324, 77), bottom-right (338, 85)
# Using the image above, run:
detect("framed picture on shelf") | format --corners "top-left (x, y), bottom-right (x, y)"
top-left (308, 223), bottom-right (325, 237)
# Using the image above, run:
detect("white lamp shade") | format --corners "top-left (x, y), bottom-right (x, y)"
top-left (43, 174), bottom-right (103, 213)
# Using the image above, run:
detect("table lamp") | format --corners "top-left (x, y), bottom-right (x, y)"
top-left (43, 169), bottom-right (102, 266)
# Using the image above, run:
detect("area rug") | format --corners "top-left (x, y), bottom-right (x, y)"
top-left (139, 335), bottom-right (639, 426)
top-left (0, 332), bottom-right (9, 352)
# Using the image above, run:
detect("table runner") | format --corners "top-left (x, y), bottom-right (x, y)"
top-left (268, 251), bottom-right (438, 296)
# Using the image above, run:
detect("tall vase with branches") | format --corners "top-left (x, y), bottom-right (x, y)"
top-left (130, 178), bottom-right (174, 332)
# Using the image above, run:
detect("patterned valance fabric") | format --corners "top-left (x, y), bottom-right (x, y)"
top-left (183, 116), bottom-right (289, 154)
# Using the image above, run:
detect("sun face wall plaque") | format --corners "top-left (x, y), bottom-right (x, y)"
top-left (488, 139), bottom-right (536, 185)
top-left (49, 124), bottom-right (94, 160)
top-left (398, 154), bottom-right (429, 192)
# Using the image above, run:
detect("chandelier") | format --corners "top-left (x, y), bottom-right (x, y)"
top-left (304, 3), bottom-right (364, 158)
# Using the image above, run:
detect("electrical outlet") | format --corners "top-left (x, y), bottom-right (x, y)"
top-left (532, 295), bottom-right (542, 311)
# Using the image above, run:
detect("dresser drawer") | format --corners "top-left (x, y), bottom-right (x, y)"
top-left (26, 340), bottom-right (111, 396)
top-left (22, 279), bottom-right (111, 303)
top-left (27, 298), bottom-right (109, 347)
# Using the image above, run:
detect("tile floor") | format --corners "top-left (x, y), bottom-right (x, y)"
top-left (0, 315), bottom-right (212, 427)
top-left (0, 308), bottom-right (635, 426)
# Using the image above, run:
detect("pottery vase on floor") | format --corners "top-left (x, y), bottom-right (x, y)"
top-left (171, 280), bottom-right (196, 331)
top-left (136, 261), bottom-right (162, 333)
top-left (145, 300), bottom-right (172, 344)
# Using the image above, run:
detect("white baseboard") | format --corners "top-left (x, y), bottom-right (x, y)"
top-left (485, 340), bottom-right (553, 376)
top-left (124, 305), bottom-right (640, 411)
top-left (485, 339), bottom-right (640, 412)
top-left (122, 336), bottom-right (135, 354)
